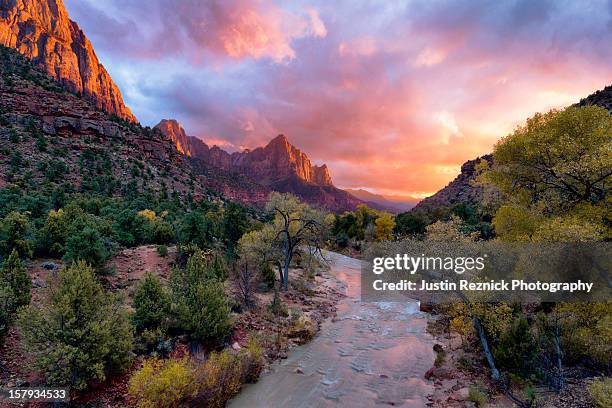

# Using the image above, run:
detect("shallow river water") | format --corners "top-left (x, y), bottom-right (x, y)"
top-left (229, 251), bottom-right (434, 408)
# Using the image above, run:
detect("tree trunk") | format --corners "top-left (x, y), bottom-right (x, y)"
top-left (473, 315), bottom-right (500, 381)
top-left (554, 326), bottom-right (565, 391)
top-left (282, 254), bottom-right (291, 291)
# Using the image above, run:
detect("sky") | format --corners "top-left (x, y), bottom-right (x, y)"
top-left (64, 0), bottom-right (612, 199)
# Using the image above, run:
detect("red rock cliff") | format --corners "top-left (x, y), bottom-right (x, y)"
top-left (0, 0), bottom-right (136, 122)
top-left (155, 119), bottom-right (193, 156)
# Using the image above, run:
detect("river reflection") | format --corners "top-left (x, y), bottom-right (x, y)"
top-left (229, 251), bottom-right (434, 408)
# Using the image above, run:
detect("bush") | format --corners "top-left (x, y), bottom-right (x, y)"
top-left (129, 335), bottom-right (265, 408)
top-left (0, 285), bottom-right (13, 338)
top-left (241, 335), bottom-right (265, 383)
top-left (260, 262), bottom-right (275, 289)
top-left (0, 249), bottom-right (31, 310)
top-left (493, 316), bottom-right (538, 378)
top-left (589, 377), bottom-right (612, 408)
top-left (18, 261), bottom-right (133, 389)
top-left (128, 357), bottom-right (194, 408)
top-left (468, 385), bottom-right (488, 407)
top-left (187, 280), bottom-right (232, 345)
top-left (0, 211), bottom-right (32, 258)
top-left (133, 273), bottom-right (170, 333)
top-left (156, 245), bottom-right (168, 257)
top-left (268, 289), bottom-right (288, 317)
top-left (63, 226), bottom-right (108, 267)
top-left (193, 350), bottom-right (242, 408)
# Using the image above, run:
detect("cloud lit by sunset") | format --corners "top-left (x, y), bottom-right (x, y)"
top-left (64, 0), bottom-right (612, 199)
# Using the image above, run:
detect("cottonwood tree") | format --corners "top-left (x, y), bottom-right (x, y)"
top-left (265, 192), bottom-right (327, 291)
top-left (482, 105), bottom-right (611, 241)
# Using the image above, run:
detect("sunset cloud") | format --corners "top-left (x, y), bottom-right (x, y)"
top-left (64, 0), bottom-right (612, 198)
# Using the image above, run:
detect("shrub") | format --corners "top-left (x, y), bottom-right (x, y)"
top-left (128, 357), bottom-right (194, 408)
top-left (0, 285), bottom-right (13, 338)
top-left (18, 261), bottom-right (133, 389)
top-left (260, 262), bottom-right (275, 289)
top-left (133, 273), bottom-right (170, 333)
top-left (0, 249), bottom-right (31, 310)
top-left (156, 245), bottom-right (168, 257)
top-left (589, 377), bottom-right (612, 408)
top-left (36, 209), bottom-right (68, 257)
top-left (268, 289), bottom-right (288, 317)
top-left (493, 316), bottom-right (538, 378)
top-left (0, 211), bottom-right (32, 258)
top-left (241, 335), bottom-right (265, 383)
top-left (193, 350), bottom-right (242, 408)
top-left (63, 226), bottom-right (108, 267)
top-left (187, 280), bottom-right (232, 345)
top-left (468, 385), bottom-right (488, 407)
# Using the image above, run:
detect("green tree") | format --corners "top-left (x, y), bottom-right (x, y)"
top-left (177, 212), bottom-right (216, 248)
top-left (36, 209), bottom-right (68, 257)
top-left (18, 261), bottom-right (133, 389)
top-left (64, 226), bottom-right (108, 267)
top-left (483, 106), bottom-right (611, 241)
top-left (170, 251), bottom-right (232, 345)
top-left (0, 211), bottom-right (32, 258)
top-left (222, 202), bottom-right (250, 255)
top-left (133, 273), bottom-right (170, 332)
top-left (187, 280), bottom-right (232, 345)
top-left (0, 249), bottom-right (31, 309)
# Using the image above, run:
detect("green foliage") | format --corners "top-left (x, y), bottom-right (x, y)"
top-left (0, 249), bottom-right (31, 310)
top-left (133, 273), bottom-right (170, 333)
top-left (493, 316), bottom-right (538, 378)
top-left (468, 385), bottom-right (488, 407)
top-left (0, 211), bottom-right (32, 258)
top-left (187, 280), bottom-right (232, 345)
top-left (0, 285), bottom-right (12, 338)
top-left (36, 209), bottom-right (68, 257)
top-left (63, 226), bottom-right (109, 267)
top-left (260, 262), bottom-right (275, 289)
top-left (222, 202), bottom-right (250, 255)
top-left (18, 261), bottom-right (133, 389)
top-left (156, 244), bottom-right (168, 257)
top-left (268, 289), bottom-right (288, 317)
top-left (394, 211), bottom-right (428, 236)
top-left (483, 106), bottom-right (611, 241)
top-left (589, 377), bottom-right (612, 408)
top-left (176, 211), bottom-right (216, 248)
top-left (170, 250), bottom-right (232, 345)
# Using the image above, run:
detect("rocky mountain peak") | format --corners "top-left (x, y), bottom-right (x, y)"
top-left (0, 0), bottom-right (136, 122)
top-left (155, 119), bottom-right (194, 157)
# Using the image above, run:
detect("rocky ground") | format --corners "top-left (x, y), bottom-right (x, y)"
top-left (423, 312), bottom-right (600, 408)
top-left (0, 246), bottom-right (344, 407)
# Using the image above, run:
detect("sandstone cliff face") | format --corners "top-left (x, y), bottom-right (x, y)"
top-left (0, 0), bottom-right (136, 122)
top-left (231, 135), bottom-right (334, 186)
top-left (157, 122), bottom-right (335, 188)
top-left (155, 119), bottom-right (193, 156)
top-left (155, 120), bottom-right (360, 211)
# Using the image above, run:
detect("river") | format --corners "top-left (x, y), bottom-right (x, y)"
top-left (229, 251), bottom-right (435, 408)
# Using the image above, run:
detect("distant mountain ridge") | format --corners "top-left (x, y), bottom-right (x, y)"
top-left (0, 0), bottom-right (136, 122)
top-left (344, 189), bottom-right (416, 213)
top-left (155, 119), bottom-right (362, 212)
